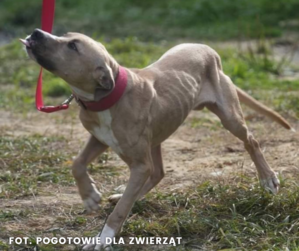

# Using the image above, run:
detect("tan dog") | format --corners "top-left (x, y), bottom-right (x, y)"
top-left (21, 29), bottom-right (293, 250)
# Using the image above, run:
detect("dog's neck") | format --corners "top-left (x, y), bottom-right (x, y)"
top-left (73, 64), bottom-right (128, 112)
top-left (106, 53), bottom-right (119, 81)
top-left (69, 51), bottom-right (120, 102)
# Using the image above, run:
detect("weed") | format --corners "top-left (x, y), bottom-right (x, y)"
top-left (238, 38), bottom-right (298, 76)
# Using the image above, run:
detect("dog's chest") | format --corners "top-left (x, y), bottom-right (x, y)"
top-left (89, 110), bottom-right (122, 154)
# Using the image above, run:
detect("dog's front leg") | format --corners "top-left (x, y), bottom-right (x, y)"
top-left (83, 154), bottom-right (151, 250)
top-left (72, 135), bottom-right (108, 212)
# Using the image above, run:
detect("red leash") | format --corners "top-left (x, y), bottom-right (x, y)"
top-left (36, 0), bottom-right (70, 113)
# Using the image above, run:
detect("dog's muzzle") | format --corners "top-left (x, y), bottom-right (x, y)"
top-left (31, 29), bottom-right (45, 40)
top-left (20, 29), bottom-right (45, 49)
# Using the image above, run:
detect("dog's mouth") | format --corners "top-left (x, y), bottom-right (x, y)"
top-left (19, 36), bottom-right (36, 61)
top-left (19, 38), bottom-right (32, 49)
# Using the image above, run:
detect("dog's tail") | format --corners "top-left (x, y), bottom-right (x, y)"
top-left (236, 87), bottom-right (294, 131)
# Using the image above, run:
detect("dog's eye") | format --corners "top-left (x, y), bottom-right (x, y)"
top-left (68, 42), bottom-right (78, 52)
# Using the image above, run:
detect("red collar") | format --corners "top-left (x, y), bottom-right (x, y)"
top-left (74, 66), bottom-right (128, 112)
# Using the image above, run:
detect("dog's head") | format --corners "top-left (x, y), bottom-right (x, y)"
top-left (21, 29), bottom-right (116, 101)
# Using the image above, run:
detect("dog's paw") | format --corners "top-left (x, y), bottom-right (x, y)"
top-left (83, 225), bottom-right (114, 250)
top-left (260, 174), bottom-right (280, 194)
top-left (108, 194), bottom-right (122, 204)
top-left (82, 183), bottom-right (101, 212)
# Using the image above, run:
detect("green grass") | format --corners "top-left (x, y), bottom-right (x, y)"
top-left (1, 0), bottom-right (299, 40)
top-left (0, 135), bottom-right (75, 198)
top-left (122, 177), bottom-right (299, 250)
top-left (0, 134), bottom-right (120, 199)
top-left (1, 174), bottom-right (298, 250)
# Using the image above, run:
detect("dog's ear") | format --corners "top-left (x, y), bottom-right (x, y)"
top-left (93, 65), bottom-right (115, 101)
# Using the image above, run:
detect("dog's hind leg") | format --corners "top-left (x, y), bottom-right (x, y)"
top-left (206, 73), bottom-right (279, 194)
top-left (72, 135), bottom-right (108, 212)
top-left (108, 144), bottom-right (164, 203)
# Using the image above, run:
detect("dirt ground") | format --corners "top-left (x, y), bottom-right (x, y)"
top-left (1, 104), bottom-right (298, 202)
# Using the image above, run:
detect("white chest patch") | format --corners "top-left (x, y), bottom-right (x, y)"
top-left (90, 110), bottom-right (122, 154)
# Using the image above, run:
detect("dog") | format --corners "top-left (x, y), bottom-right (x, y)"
top-left (21, 29), bottom-right (293, 250)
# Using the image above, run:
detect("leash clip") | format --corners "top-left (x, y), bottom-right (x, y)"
top-left (61, 94), bottom-right (74, 105)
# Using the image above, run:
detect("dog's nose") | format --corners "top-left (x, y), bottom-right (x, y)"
top-left (31, 29), bottom-right (44, 40)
